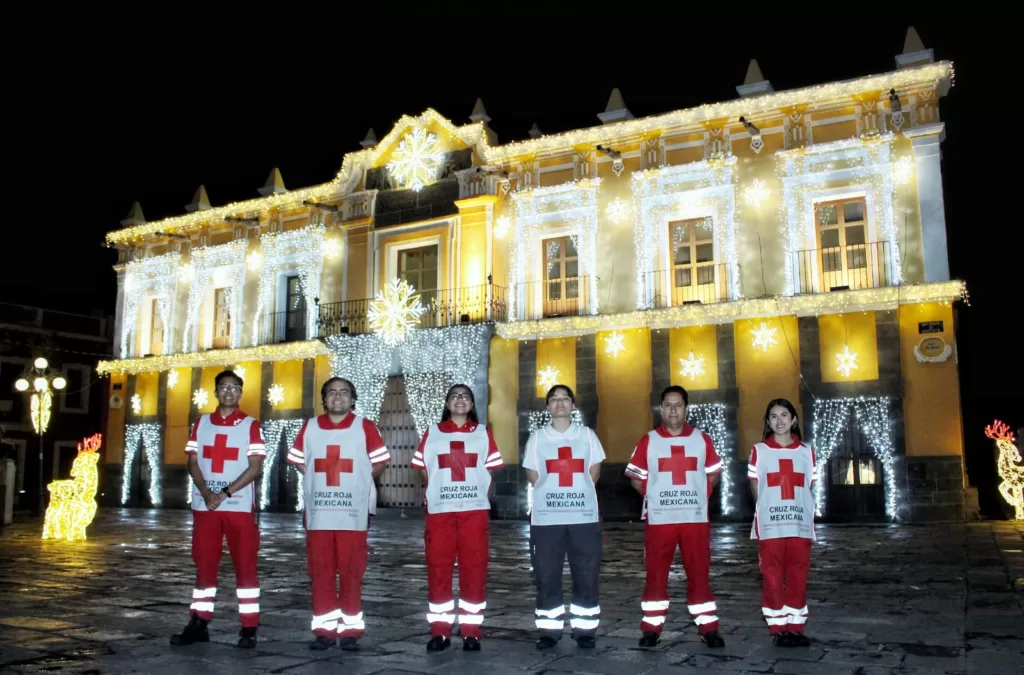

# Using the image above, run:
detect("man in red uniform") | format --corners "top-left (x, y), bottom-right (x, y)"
top-left (171, 370), bottom-right (266, 648)
top-left (625, 385), bottom-right (725, 648)
top-left (288, 377), bottom-right (390, 652)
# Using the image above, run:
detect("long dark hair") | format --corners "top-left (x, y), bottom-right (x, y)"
top-left (762, 398), bottom-right (802, 440)
top-left (440, 383), bottom-right (479, 424)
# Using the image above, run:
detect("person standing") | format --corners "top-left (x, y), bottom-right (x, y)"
top-left (171, 370), bottom-right (265, 649)
top-left (749, 398), bottom-right (816, 647)
top-left (524, 385), bottom-right (604, 650)
top-left (287, 377), bottom-right (390, 651)
top-left (625, 385), bottom-right (725, 648)
top-left (412, 384), bottom-right (503, 653)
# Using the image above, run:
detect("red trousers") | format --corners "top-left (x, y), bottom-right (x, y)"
top-left (306, 530), bottom-right (368, 638)
top-left (190, 510), bottom-right (260, 628)
top-left (424, 510), bottom-right (489, 638)
top-left (759, 537), bottom-right (811, 634)
top-left (640, 522), bottom-right (719, 635)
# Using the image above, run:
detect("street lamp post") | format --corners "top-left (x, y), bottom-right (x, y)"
top-left (14, 357), bottom-right (66, 517)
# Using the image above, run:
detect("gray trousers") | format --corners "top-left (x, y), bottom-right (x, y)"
top-left (530, 522), bottom-right (602, 638)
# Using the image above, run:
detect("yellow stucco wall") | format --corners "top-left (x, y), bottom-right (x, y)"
top-left (734, 317), bottom-right (803, 460)
top-left (487, 337), bottom-right (520, 465)
top-left (345, 225), bottom-right (370, 301)
top-left (271, 359), bottom-right (305, 411)
top-left (135, 372), bottom-right (160, 417)
top-left (596, 328), bottom-right (653, 463)
top-left (668, 325), bottom-right (719, 390)
top-left (314, 354), bottom-right (331, 416)
top-left (105, 375), bottom-right (126, 464)
top-left (818, 312), bottom-right (879, 383)
top-left (535, 338), bottom-right (577, 398)
top-left (900, 303), bottom-right (963, 458)
top-left (455, 197), bottom-right (494, 290)
top-left (165, 368), bottom-right (192, 465)
top-left (198, 367), bottom-right (220, 414)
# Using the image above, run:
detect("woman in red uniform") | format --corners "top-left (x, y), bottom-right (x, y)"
top-left (412, 384), bottom-right (503, 653)
top-left (748, 398), bottom-right (817, 647)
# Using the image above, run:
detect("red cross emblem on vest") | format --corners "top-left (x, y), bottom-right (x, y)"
top-left (437, 441), bottom-right (477, 482)
top-left (767, 458), bottom-right (805, 500)
top-left (202, 433), bottom-right (239, 474)
top-left (314, 445), bottom-right (354, 487)
top-left (546, 446), bottom-right (585, 487)
top-left (658, 445), bottom-right (698, 486)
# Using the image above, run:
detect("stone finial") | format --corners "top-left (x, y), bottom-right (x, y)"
top-left (120, 201), bottom-right (146, 226)
top-left (528, 123), bottom-right (542, 139)
top-left (185, 185), bottom-right (211, 212)
top-left (598, 88), bottom-right (633, 124)
top-left (736, 59), bottom-right (774, 97)
top-left (258, 168), bottom-right (287, 196)
top-left (896, 26), bottom-right (934, 69)
top-left (469, 98), bottom-right (491, 123)
top-left (360, 128), bottom-right (378, 149)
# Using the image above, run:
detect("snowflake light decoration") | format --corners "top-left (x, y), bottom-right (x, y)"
top-left (323, 239), bottom-right (341, 260)
top-left (246, 251), bottom-right (263, 271)
top-left (604, 331), bottom-right (626, 358)
top-left (893, 156), bottom-right (914, 185)
top-left (537, 365), bottom-right (561, 391)
top-left (179, 263), bottom-right (195, 282)
top-left (605, 198), bottom-right (630, 224)
top-left (494, 215), bottom-right (511, 239)
top-left (387, 128), bottom-right (443, 192)
top-left (192, 388), bottom-right (209, 408)
top-left (166, 369), bottom-right (179, 389)
top-left (743, 178), bottom-right (770, 208)
top-left (233, 365), bottom-right (246, 379)
top-left (835, 346), bottom-right (859, 378)
top-left (679, 351), bottom-right (706, 381)
top-left (751, 321), bottom-right (778, 352)
top-left (368, 278), bottom-right (426, 346)
top-left (267, 383), bottom-right (285, 407)
top-left (130, 394), bottom-right (142, 415)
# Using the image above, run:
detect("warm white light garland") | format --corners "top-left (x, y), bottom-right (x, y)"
top-left (251, 224), bottom-right (325, 345)
top-left (812, 396), bottom-right (898, 519)
top-left (123, 423), bottom-right (163, 506)
top-left (120, 253), bottom-right (180, 358)
top-left (260, 419), bottom-right (305, 510)
top-left (324, 333), bottom-right (393, 422)
top-left (183, 240), bottom-right (247, 351)
top-left (687, 403), bottom-right (733, 515)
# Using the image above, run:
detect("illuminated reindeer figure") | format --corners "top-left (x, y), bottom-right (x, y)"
top-left (42, 434), bottom-right (102, 541)
top-left (985, 420), bottom-right (1023, 521)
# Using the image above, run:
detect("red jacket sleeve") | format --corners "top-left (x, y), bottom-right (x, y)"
top-left (185, 417), bottom-right (202, 455)
top-left (703, 432), bottom-right (723, 474)
top-left (363, 418), bottom-right (390, 465)
top-left (287, 420), bottom-right (309, 466)
top-left (411, 427), bottom-right (428, 470)
top-left (484, 427), bottom-right (503, 470)
top-left (747, 445), bottom-right (759, 480)
top-left (247, 419), bottom-right (267, 456)
top-left (625, 434), bottom-right (650, 480)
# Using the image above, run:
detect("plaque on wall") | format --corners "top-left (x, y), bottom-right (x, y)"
top-left (914, 336), bottom-right (952, 363)
top-left (918, 321), bottom-right (944, 334)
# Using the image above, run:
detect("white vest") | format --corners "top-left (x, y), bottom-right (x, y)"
top-left (529, 425), bottom-right (600, 526)
top-left (751, 442), bottom-right (816, 541)
top-left (192, 414), bottom-right (258, 513)
top-left (644, 429), bottom-right (713, 525)
top-left (301, 416), bottom-right (375, 531)
top-left (423, 423), bottom-right (492, 514)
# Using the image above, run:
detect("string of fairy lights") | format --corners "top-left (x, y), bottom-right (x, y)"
top-left (122, 423), bottom-right (163, 506)
top-left (687, 403), bottom-right (733, 515)
top-left (260, 419), bottom-right (305, 510)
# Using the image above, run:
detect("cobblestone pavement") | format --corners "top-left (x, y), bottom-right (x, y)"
top-left (0, 510), bottom-right (1021, 674)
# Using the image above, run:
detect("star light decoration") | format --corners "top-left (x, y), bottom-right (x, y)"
top-left (192, 388), bottom-right (209, 408)
top-left (233, 365), bottom-right (246, 379)
top-left (367, 278), bottom-right (426, 346)
top-left (246, 251), bottom-right (263, 271)
top-left (751, 321), bottom-right (778, 352)
top-left (494, 215), bottom-right (511, 239)
top-left (323, 239), bottom-right (341, 260)
top-left (743, 178), bottom-right (770, 208)
top-left (679, 351), bottom-right (706, 381)
top-left (130, 394), bottom-right (142, 415)
top-left (893, 156), bottom-right (914, 185)
top-left (604, 330), bottom-right (626, 358)
top-left (537, 365), bottom-right (561, 391)
top-left (605, 197), bottom-right (630, 224)
top-left (386, 128), bottom-right (443, 192)
top-left (835, 345), bottom-right (859, 378)
top-left (166, 369), bottom-right (179, 389)
top-left (267, 383), bottom-right (285, 407)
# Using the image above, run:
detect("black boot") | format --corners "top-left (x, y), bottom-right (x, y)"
top-left (237, 626), bottom-right (257, 649)
top-left (773, 631), bottom-right (794, 647)
top-left (339, 637), bottom-right (359, 652)
top-left (536, 635), bottom-right (559, 650)
top-left (790, 632), bottom-right (810, 647)
top-left (170, 616), bottom-right (209, 646)
top-left (309, 635), bottom-right (335, 650)
top-left (575, 635), bottom-right (597, 649)
top-left (638, 631), bottom-right (660, 647)
top-left (462, 636), bottom-right (481, 651)
top-left (426, 635), bottom-right (451, 652)
top-left (701, 630), bottom-right (725, 648)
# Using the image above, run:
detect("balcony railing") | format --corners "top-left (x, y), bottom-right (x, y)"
top-left (793, 241), bottom-right (893, 294)
top-left (194, 322), bottom-right (234, 351)
top-left (645, 264), bottom-right (733, 309)
top-left (316, 284), bottom-right (507, 339)
top-left (260, 309), bottom-right (307, 344)
top-left (514, 276), bottom-right (595, 320)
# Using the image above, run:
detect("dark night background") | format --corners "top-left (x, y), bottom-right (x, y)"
top-left (6, 21), bottom-right (1015, 516)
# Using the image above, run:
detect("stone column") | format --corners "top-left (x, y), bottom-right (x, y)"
top-left (905, 123), bottom-right (949, 283)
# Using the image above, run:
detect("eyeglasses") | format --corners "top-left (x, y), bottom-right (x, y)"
top-left (548, 397), bottom-right (573, 403)
top-left (325, 389), bottom-right (352, 397)
top-left (216, 385), bottom-right (241, 393)
top-left (448, 393), bottom-right (473, 401)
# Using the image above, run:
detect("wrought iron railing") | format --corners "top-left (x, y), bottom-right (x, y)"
top-left (514, 276), bottom-right (594, 320)
top-left (793, 241), bottom-right (893, 294)
top-left (644, 264), bottom-right (733, 308)
top-left (260, 309), bottom-right (307, 344)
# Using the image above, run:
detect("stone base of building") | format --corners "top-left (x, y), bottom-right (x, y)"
top-left (901, 455), bottom-right (980, 522)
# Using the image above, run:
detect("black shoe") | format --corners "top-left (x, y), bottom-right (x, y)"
top-left (773, 631), bottom-right (794, 647)
top-left (309, 636), bottom-right (335, 651)
top-left (236, 627), bottom-right (257, 649)
top-left (701, 630), bottom-right (725, 648)
top-left (536, 635), bottom-right (558, 650)
top-left (575, 636), bottom-right (597, 649)
top-left (463, 636), bottom-right (481, 652)
top-left (638, 631), bottom-right (660, 647)
top-left (169, 616), bottom-right (209, 646)
top-left (426, 635), bottom-right (451, 652)
top-left (339, 637), bottom-right (359, 652)
top-left (790, 632), bottom-right (810, 647)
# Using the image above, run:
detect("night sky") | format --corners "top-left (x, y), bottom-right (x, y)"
top-left (8, 21), bottom-right (1014, 513)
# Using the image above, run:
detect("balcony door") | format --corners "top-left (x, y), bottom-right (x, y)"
top-left (397, 245), bottom-right (439, 308)
top-left (543, 235), bottom-right (580, 317)
top-left (148, 299), bottom-right (164, 356)
top-left (284, 275), bottom-right (306, 342)
top-left (816, 198), bottom-right (887, 291)
top-left (212, 288), bottom-right (231, 349)
top-left (669, 218), bottom-right (720, 305)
